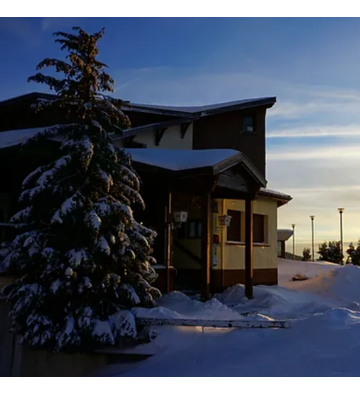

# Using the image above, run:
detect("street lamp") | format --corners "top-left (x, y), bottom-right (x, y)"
top-left (291, 224), bottom-right (295, 260)
top-left (338, 208), bottom-right (344, 265)
top-left (310, 216), bottom-right (315, 261)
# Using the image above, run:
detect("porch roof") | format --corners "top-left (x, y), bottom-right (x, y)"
top-left (277, 229), bottom-right (294, 241)
top-left (258, 188), bottom-right (293, 207)
top-left (126, 148), bottom-right (266, 186)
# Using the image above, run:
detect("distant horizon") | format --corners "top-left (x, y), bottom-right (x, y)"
top-left (286, 240), bottom-right (356, 259)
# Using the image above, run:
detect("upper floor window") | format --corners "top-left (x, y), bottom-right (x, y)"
top-left (242, 115), bottom-right (255, 133)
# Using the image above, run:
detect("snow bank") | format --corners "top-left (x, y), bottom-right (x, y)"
top-left (134, 264), bottom-right (360, 323)
top-left (119, 306), bottom-right (360, 377)
top-left (293, 264), bottom-right (360, 307)
top-left (133, 291), bottom-right (243, 321)
top-left (132, 306), bottom-right (185, 320)
top-left (215, 283), bottom-right (331, 319)
top-left (278, 258), bottom-right (340, 286)
top-left (100, 262), bottom-right (360, 377)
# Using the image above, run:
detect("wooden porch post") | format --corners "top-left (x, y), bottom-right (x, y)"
top-left (201, 192), bottom-right (212, 301)
top-left (165, 189), bottom-right (172, 294)
top-left (245, 198), bottom-right (254, 299)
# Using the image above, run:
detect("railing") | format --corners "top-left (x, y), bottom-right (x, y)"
top-left (135, 317), bottom-right (290, 329)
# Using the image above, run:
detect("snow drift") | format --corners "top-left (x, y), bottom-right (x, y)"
top-left (101, 262), bottom-right (360, 377)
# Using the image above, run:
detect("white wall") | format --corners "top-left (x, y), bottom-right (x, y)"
top-left (136, 124), bottom-right (193, 150)
top-left (114, 123), bottom-right (193, 150)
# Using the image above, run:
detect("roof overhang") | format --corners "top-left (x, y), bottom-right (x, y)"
top-left (115, 117), bottom-right (198, 140)
top-left (277, 229), bottom-right (294, 241)
top-left (0, 93), bottom-right (277, 144)
top-left (127, 148), bottom-right (265, 181)
top-left (123, 97), bottom-right (276, 117)
top-left (258, 188), bottom-right (292, 207)
top-left (126, 148), bottom-right (266, 199)
top-left (0, 92), bottom-right (56, 108)
top-left (0, 92), bottom-right (276, 119)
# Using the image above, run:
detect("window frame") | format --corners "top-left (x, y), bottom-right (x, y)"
top-left (187, 220), bottom-right (203, 239)
top-left (253, 213), bottom-right (265, 244)
top-left (226, 209), bottom-right (241, 242)
top-left (242, 115), bottom-right (255, 133)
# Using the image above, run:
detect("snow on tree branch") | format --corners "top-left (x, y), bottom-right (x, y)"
top-left (1, 26), bottom-right (159, 353)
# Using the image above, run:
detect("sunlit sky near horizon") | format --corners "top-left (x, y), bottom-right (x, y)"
top-left (1, 17), bottom-right (360, 255)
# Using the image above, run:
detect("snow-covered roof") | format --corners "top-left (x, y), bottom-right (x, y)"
top-left (0, 92), bottom-right (276, 119)
top-left (0, 127), bottom-right (48, 149)
top-left (125, 97), bottom-right (276, 117)
top-left (259, 188), bottom-right (292, 205)
top-left (0, 92), bottom-right (55, 107)
top-left (126, 148), bottom-right (241, 172)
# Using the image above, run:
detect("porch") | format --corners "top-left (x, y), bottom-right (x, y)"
top-left (127, 148), bottom-right (267, 300)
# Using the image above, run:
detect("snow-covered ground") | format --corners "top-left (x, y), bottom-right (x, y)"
top-left (105, 259), bottom-right (360, 376)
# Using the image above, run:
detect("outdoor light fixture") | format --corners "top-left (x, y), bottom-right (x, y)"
top-left (172, 211), bottom-right (188, 228)
top-left (310, 216), bottom-right (315, 261)
top-left (338, 208), bottom-right (345, 265)
top-left (291, 224), bottom-right (296, 260)
top-left (218, 214), bottom-right (232, 228)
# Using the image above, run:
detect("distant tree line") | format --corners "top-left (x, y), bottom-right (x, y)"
top-left (302, 248), bottom-right (311, 261)
top-left (346, 241), bottom-right (360, 265)
top-left (301, 240), bottom-right (360, 265)
top-left (317, 241), bottom-right (343, 264)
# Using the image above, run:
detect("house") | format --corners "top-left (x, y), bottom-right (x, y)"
top-left (0, 92), bottom-right (292, 300)
top-left (277, 229), bottom-right (294, 259)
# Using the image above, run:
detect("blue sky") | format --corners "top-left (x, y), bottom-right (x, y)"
top-left (1, 17), bottom-right (360, 254)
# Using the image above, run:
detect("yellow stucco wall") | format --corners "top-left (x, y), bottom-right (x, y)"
top-left (216, 197), bottom-right (278, 270)
top-left (171, 196), bottom-right (278, 272)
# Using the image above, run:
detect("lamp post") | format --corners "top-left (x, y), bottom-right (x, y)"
top-left (291, 224), bottom-right (295, 260)
top-left (338, 208), bottom-right (344, 265)
top-left (310, 216), bottom-right (315, 261)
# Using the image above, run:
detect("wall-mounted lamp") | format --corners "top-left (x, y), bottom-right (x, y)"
top-left (218, 214), bottom-right (232, 228)
top-left (172, 211), bottom-right (188, 229)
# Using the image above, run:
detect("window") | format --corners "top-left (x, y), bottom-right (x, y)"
top-left (253, 214), bottom-right (265, 243)
top-left (188, 220), bottom-right (202, 239)
top-left (242, 115), bottom-right (254, 132)
top-left (227, 210), bottom-right (241, 242)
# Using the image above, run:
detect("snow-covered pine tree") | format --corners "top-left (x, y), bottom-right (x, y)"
top-left (0, 27), bottom-right (161, 352)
